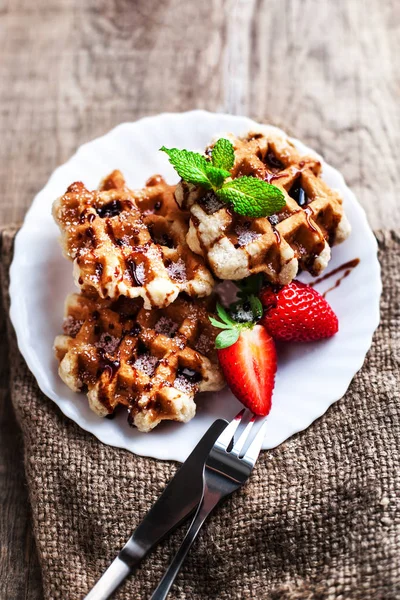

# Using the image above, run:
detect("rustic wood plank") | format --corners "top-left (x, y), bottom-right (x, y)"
top-left (0, 0), bottom-right (398, 598)
top-left (0, 0), bottom-right (228, 225)
top-left (246, 0), bottom-right (400, 228)
top-left (0, 0), bottom-right (398, 227)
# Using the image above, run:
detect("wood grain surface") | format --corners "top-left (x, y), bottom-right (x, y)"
top-left (0, 0), bottom-right (398, 598)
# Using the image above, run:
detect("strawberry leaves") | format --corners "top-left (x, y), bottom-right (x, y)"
top-left (249, 295), bottom-right (263, 320)
top-left (215, 328), bottom-right (240, 349)
top-left (210, 297), bottom-right (264, 349)
top-left (211, 303), bottom-right (242, 348)
top-left (216, 303), bottom-right (237, 325)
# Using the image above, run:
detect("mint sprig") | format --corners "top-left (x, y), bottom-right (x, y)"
top-left (210, 300), bottom-right (263, 349)
top-left (161, 138), bottom-right (286, 219)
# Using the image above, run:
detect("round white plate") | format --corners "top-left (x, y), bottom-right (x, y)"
top-left (9, 111), bottom-right (381, 462)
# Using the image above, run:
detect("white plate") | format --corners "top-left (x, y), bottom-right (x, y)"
top-left (9, 111), bottom-right (381, 462)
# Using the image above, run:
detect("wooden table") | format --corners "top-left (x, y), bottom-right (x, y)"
top-left (1, 1), bottom-right (398, 597)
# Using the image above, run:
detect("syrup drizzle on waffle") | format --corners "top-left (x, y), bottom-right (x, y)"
top-left (54, 293), bottom-right (225, 432)
top-left (53, 171), bottom-right (215, 309)
top-left (175, 129), bottom-right (351, 283)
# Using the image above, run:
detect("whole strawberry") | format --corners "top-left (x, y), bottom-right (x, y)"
top-left (260, 281), bottom-right (338, 342)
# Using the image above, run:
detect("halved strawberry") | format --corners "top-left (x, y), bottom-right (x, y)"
top-left (217, 324), bottom-right (277, 416)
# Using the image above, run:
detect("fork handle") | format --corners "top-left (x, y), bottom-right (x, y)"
top-left (150, 489), bottom-right (222, 600)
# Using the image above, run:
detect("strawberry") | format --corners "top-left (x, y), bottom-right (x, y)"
top-left (260, 280), bottom-right (338, 342)
top-left (217, 325), bottom-right (277, 416)
top-left (210, 297), bottom-right (277, 415)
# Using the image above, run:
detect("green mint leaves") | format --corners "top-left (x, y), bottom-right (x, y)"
top-left (210, 297), bottom-right (263, 350)
top-left (205, 165), bottom-right (230, 190)
top-left (217, 176), bottom-right (286, 218)
top-left (160, 146), bottom-right (230, 191)
top-left (160, 138), bottom-right (286, 219)
top-left (211, 138), bottom-right (235, 170)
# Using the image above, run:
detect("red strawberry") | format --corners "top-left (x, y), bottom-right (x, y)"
top-left (260, 280), bottom-right (338, 342)
top-left (217, 324), bottom-right (277, 416)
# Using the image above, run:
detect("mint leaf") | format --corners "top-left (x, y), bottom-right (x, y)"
top-left (160, 146), bottom-right (230, 190)
top-left (211, 138), bottom-right (235, 171)
top-left (161, 143), bottom-right (285, 218)
top-left (205, 165), bottom-right (230, 190)
top-left (216, 176), bottom-right (286, 218)
top-left (160, 147), bottom-right (212, 188)
top-left (215, 328), bottom-right (240, 349)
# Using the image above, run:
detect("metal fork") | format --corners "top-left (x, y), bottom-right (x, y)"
top-left (150, 409), bottom-right (268, 600)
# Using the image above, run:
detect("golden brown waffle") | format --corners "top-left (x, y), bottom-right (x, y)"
top-left (54, 293), bottom-right (225, 432)
top-left (53, 171), bottom-right (215, 309)
top-left (175, 127), bottom-right (351, 283)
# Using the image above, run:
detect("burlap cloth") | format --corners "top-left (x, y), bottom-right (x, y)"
top-left (1, 227), bottom-right (399, 600)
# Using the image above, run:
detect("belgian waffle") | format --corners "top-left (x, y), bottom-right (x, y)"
top-left (54, 293), bottom-right (225, 432)
top-left (175, 127), bottom-right (351, 283)
top-left (53, 171), bottom-right (215, 309)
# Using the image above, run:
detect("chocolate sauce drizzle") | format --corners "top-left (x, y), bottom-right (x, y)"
top-left (310, 258), bottom-right (360, 297)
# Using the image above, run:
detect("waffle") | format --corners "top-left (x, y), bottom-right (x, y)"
top-left (54, 293), bottom-right (225, 432)
top-left (175, 127), bottom-right (351, 283)
top-left (52, 171), bottom-right (215, 309)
